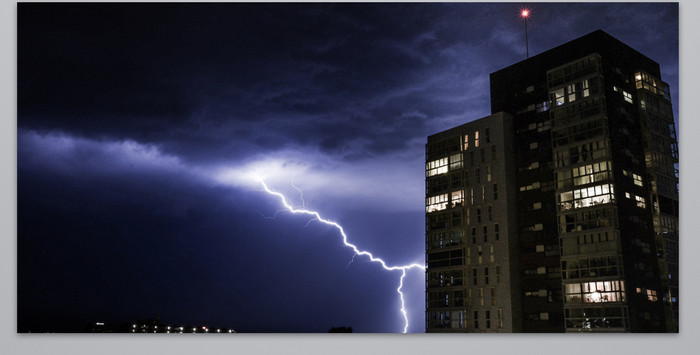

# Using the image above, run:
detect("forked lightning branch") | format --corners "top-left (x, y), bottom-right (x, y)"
top-left (256, 177), bottom-right (425, 333)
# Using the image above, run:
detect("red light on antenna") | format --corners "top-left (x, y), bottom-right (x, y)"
top-left (520, 9), bottom-right (530, 18)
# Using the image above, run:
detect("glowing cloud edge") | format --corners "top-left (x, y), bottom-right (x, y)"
top-left (257, 177), bottom-right (425, 333)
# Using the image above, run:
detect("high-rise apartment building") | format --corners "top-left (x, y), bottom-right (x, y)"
top-left (426, 30), bottom-right (678, 333)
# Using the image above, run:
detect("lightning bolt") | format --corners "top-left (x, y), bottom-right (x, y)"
top-left (256, 177), bottom-right (424, 333)
top-left (290, 173), bottom-right (306, 209)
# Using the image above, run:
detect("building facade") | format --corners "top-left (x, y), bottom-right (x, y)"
top-left (426, 30), bottom-right (678, 333)
top-left (425, 112), bottom-right (521, 332)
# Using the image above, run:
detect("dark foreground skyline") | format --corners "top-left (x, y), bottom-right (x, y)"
top-left (18, 2), bottom-right (678, 333)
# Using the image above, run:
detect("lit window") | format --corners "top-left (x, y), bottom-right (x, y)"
top-left (565, 280), bottom-right (626, 303)
top-left (623, 91), bottom-right (633, 104)
top-left (475, 131), bottom-right (480, 147)
top-left (551, 88), bottom-right (565, 106)
top-left (464, 134), bottom-right (469, 150)
top-left (558, 184), bottom-right (615, 211)
top-left (633, 173), bottom-right (643, 186)
top-left (451, 190), bottom-right (464, 207)
top-left (449, 153), bottom-right (462, 170)
top-left (625, 192), bottom-right (647, 208)
top-left (570, 161), bottom-right (611, 186)
top-left (529, 223), bottom-right (543, 231)
top-left (567, 84), bottom-right (576, 102)
top-left (426, 157), bottom-right (448, 177)
top-left (647, 289), bottom-right (658, 302)
top-left (426, 194), bottom-right (449, 212)
top-left (520, 181), bottom-right (541, 191)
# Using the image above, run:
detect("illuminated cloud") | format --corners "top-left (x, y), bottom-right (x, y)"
top-left (19, 129), bottom-right (425, 212)
top-left (19, 129), bottom-right (188, 177)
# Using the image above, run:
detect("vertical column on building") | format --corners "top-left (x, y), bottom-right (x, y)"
top-left (425, 114), bottom-right (519, 333)
top-left (634, 71), bottom-right (679, 332)
top-left (547, 54), bottom-right (630, 332)
top-left (511, 81), bottom-right (563, 332)
top-left (425, 134), bottom-right (465, 332)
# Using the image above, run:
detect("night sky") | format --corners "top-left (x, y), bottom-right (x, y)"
top-left (17, 2), bottom-right (679, 333)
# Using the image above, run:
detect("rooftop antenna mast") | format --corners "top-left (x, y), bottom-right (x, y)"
top-left (520, 7), bottom-right (531, 58)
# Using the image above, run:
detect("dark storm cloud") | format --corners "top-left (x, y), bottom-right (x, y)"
top-left (19, 4), bottom-right (679, 164)
top-left (18, 3), bottom-right (510, 164)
